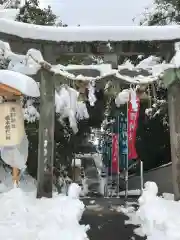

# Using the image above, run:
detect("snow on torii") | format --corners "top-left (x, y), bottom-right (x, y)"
top-left (0, 39), bottom-right (172, 84)
top-left (0, 36), bottom-right (179, 127)
top-left (0, 18), bottom-right (180, 42)
top-left (0, 38), bottom-right (178, 126)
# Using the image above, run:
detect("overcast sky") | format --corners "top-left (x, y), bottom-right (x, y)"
top-left (40, 0), bottom-right (153, 26)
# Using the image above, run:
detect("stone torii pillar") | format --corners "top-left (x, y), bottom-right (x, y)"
top-left (164, 68), bottom-right (180, 201)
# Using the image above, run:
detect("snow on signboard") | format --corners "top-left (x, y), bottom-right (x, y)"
top-left (0, 18), bottom-right (180, 42)
top-left (0, 70), bottom-right (40, 97)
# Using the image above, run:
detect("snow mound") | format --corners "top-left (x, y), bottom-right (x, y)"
top-left (122, 181), bottom-right (180, 240)
top-left (68, 182), bottom-right (82, 199)
top-left (0, 168), bottom-right (88, 240)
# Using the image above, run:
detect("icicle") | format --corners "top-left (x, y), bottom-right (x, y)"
top-left (68, 109), bottom-right (78, 134)
top-left (171, 42), bottom-right (180, 68)
top-left (76, 101), bottom-right (89, 120)
top-left (88, 80), bottom-right (96, 106)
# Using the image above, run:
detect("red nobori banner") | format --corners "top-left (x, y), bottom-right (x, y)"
top-left (128, 96), bottom-right (140, 160)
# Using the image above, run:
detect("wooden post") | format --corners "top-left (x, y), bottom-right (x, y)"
top-left (12, 168), bottom-right (20, 186)
top-left (37, 68), bottom-right (55, 198)
top-left (168, 80), bottom-right (180, 200)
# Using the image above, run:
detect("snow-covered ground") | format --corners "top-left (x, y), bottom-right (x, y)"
top-left (119, 181), bottom-right (179, 240)
top-left (0, 167), bottom-right (89, 240)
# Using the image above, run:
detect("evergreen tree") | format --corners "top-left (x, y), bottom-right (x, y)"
top-left (140, 0), bottom-right (180, 25)
top-left (0, 0), bottom-right (21, 9)
top-left (16, 0), bottom-right (58, 25)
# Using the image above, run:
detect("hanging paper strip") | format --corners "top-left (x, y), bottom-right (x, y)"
top-left (128, 96), bottom-right (140, 160)
top-left (119, 105), bottom-right (128, 170)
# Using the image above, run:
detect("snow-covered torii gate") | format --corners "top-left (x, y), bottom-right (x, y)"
top-left (0, 19), bottom-right (180, 199)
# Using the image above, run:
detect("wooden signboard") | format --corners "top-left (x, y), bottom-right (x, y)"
top-left (0, 101), bottom-right (25, 146)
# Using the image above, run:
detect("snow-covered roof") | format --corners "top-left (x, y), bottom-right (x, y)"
top-left (0, 18), bottom-right (180, 42)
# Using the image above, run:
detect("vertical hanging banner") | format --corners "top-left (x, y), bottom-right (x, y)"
top-left (128, 96), bottom-right (140, 160)
top-left (102, 133), bottom-right (112, 172)
top-left (111, 116), bottom-right (120, 173)
top-left (111, 132), bottom-right (118, 173)
top-left (107, 138), bottom-right (112, 171)
top-left (119, 105), bottom-right (128, 171)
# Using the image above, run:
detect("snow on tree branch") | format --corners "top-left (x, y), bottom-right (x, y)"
top-left (139, 1), bottom-right (177, 26)
top-left (55, 86), bottom-right (89, 133)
